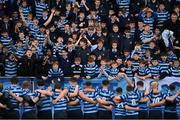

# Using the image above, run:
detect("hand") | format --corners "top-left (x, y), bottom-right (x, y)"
top-left (41, 76), bottom-right (48, 80)
top-left (86, 76), bottom-right (91, 79)
top-left (149, 103), bottom-right (153, 107)
top-left (48, 86), bottom-right (52, 91)
top-left (35, 90), bottom-right (42, 93)
top-left (52, 100), bottom-right (57, 104)
top-left (100, 66), bottom-right (105, 70)
top-left (9, 91), bottom-right (14, 96)
top-left (81, 0), bottom-right (86, 4)
top-left (24, 102), bottom-right (29, 107)
top-left (176, 91), bottom-right (180, 95)
top-left (118, 72), bottom-right (125, 77)
top-left (153, 76), bottom-right (159, 80)
top-left (19, 8), bottom-right (22, 13)
top-left (75, 85), bottom-right (79, 89)
top-left (108, 76), bottom-right (113, 81)
top-left (46, 29), bottom-right (50, 35)
top-left (51, 8), bottom-right (56, 13)
top-left (140, 77), bottom-right (145, 80)
top-left (79, 23), bottom-right (83, 27)
top-left (136, 107), bottom-right (140, 111)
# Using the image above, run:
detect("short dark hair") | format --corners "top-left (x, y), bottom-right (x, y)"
top-left (0, 83), bottom-right (3, 92)
top-left (10, 76), bottom-right (19, 84)
top-left (37, 79), bottom-right (44, 86)
top-left (22, 81), bottom-right (30, 89)
top-left (69, 77), bottom-right (78, 83)
top-left (160, 52), bottom-right (167, 56)
top-left (102, 80), bottom-right (109, 86)
top-left (85, 81), bottom-right (92, 87)
top-left (126, 85), bottom-right (134, 92)
top-left (169, 84), bottom-right (176, 91)
top-left (137, 81), bottom-right (144, 87)
top-left (116, 87), bottom-right (122, 94)
top-left (55, 82), bottom-right (61, 89)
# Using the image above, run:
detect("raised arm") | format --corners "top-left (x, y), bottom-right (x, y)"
top-left (19, 8), bottom-right (27, 25)
top-left (81, 0), bottom-right (89, 11)
top-left (74, 35), bottom-right (83, 46)
top-left (43, 8), bottom-right (56, 27)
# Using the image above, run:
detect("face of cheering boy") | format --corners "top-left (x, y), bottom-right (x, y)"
top-left (26, 50), bottom-right (33, 58)
top-left (133, 54), bottom-right (140, 61)
top-left (152, 59), bottom-right (158, 66)
top-left (17, 41), bottom-right (23, 48)
top-left (139, 62), bottom-right (146, 68)
top-left (161, 55), bottom-right (167, 61)
top-left (173, 60), bottom-right (179, 67)
top-left (112, 42), bottom-right (118, 49)
top-left (111, 62), bottom-right (118, 69)
top-left (53, 62), bottom-right (59, 71)
top-left (57, 37), bottom-right (64, 44)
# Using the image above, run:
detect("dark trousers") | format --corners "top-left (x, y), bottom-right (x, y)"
top-left (149, 110), bottom-right (162, 119)
top-left (4, 110), bottom-right (19, 119)
top-left (98, 110), bottom-right (112, 119)
top-left (125, 115), bottom-right (139, 119)
top-left (115, 115), bottom-right (126, 119)
top-left (22, 110), bottom-right (37, 119)
top-left (84, 112), bottom-right (97, 119)
top-left (67, 109), bottom-right (83, 119)
top-left (164, 111), bottom-right (178, 119)
top-left (38, 110), bottom-right (52, 119)
top-left (138, 109), bottom-right (148, 119)
top-left (54, 110), bottom-right (67, 119)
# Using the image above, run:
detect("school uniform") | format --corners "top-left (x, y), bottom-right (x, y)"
top-left (21, 6), bottom-right (31, 20)
top-left (71, 64), bottom-right (84, 77)
top-left (169, 66), bottom-right (180, 77)
top-left (135, 89), bottom-right (148, 119)
top-left (4, 59), bottom-right (18, 77)
top-left (36, 87), bottom-right (52, 119)
top-left (109, 67), bottom-right (119, 78)
top-left (81, 89), bottom-right (98, 119)
top-left (159, 60), bottom-right (170, 78)
top-left (124, 66), bottom-right (135, 78)
top-left (0, 36), bottom-right (12, 50)
top-left (84, 63), bottom-right (99, 79)
top-left (97, 87), bottom-right (114, 119)
top-left (35, 32), bottom-right (46, 47)
top-left (52, 90), bottom-right (68, 119)
top-left (4, 84), bottom-right (24, 119)
top-left (148, 90), bottom-right (166, 119)
top-left (22, 89), bottom-right (37, 119)
top-left (122, 90), bottom-right (141, 119)
top-left (149, 65), bottom-right (161, 78)
top-left (48, 68), bottom-right (64, 84)
top-left (35, 1), bottom-right (49, 19)
top-left (67, 84), bottom-right (83, 119)
top-left (140, 30), bottom-right (154, 49)
top-left (114, 95), bottom-right (126, 119)
top-left (135, 66), bottom-right (152, 89)
top-left (155, 10), bottom-right (169, 27)
top-left (164, 90), bottom-right (178, 119)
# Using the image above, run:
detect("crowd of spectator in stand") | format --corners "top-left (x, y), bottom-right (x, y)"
top-left (0, 0), bottom-right (179, 119)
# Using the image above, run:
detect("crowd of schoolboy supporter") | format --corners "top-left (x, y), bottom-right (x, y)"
top-left (0, 0), bottom-right (180, 119)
